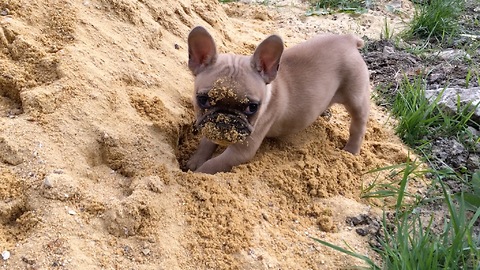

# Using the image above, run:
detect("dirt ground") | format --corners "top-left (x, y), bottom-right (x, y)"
top-left (1, 0), bottom-right (416, 269)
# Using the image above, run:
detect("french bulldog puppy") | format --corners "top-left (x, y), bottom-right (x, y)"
top-left (186, 26), bottom-right (370, 174)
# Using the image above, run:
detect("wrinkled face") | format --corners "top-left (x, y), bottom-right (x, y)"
top-left (193, 58), bottom-right (268, 146)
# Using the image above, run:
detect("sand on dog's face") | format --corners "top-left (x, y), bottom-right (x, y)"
top-left (198, 77), bottom-right (251, 145)
top-left (207, 77), bottom-right (249, 106)
top-left (200, 113), bottom-right (250, 146)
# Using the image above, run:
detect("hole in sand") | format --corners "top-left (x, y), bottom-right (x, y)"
top-left (176, 122), bottom-right (201, 172)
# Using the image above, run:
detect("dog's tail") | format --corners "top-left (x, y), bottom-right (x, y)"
top-left (354, 36), bottom-right (365, 49)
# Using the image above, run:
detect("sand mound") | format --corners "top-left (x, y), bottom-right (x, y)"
top-left (0, 0), bottom-right (412, 268)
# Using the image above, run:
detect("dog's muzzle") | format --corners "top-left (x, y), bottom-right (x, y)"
top-left (196, 110), bottom-right (252, 146)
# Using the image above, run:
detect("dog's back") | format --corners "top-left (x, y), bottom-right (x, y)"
top-left (266, 33), bottom-right (370, 139)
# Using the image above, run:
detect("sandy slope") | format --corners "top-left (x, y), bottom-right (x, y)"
top-left (1, 0), bottom-right (413, 269)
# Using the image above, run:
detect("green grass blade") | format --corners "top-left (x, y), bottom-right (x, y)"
top-left (310, 237), bottom-right (380, 269)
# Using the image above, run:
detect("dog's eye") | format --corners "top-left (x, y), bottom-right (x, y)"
top-left (245, 102), bottom-right (259, 115)
top-left (197, 95), bottom-right (210, 109)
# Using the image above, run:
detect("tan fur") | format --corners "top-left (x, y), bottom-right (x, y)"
top-left (187, 27), bottom-right (370, 174)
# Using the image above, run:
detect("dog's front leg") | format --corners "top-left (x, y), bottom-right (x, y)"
top-left (187, 137), bottom-right (218, 171)
top-left (195, 137), bottom-right (262, 174)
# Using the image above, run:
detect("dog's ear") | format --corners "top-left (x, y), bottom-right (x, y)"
top-left (188, 26), bottom-right (217, 75)
top-left (251, 35), bottom-right (284, 84)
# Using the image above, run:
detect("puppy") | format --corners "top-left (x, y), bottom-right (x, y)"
top-left (186, 26), bottom-right (370, 174)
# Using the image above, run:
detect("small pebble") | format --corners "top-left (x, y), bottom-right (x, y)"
top-left (383, 46), bottom-right (395, 54)
top-left (0, 9), bottom-right (9, 16)
top-left (43, 177), bottom-right (53, 188)
top-left (68, 209), bottom-right (76, 215)
top-left (2, 250), bottom-right (10, 260)
top-left (356, 228), bottom-right (368, 236)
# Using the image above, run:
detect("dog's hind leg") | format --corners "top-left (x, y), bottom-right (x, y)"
top-left (343, 88), bottom-right (370, 155)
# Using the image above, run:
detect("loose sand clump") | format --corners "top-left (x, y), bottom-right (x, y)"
top-left (0, 0), bottom-right (415, 269)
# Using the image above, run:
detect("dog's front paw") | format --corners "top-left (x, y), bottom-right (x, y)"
top-left (195, 158), bottom-right (232, 174)
top-left (186, 154), bottom-right (208, 171)
top-left (186, 138), bottom-right (218, 171)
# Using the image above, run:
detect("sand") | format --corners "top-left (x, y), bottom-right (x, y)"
top-left (0, 0), bottom-right (415, 269)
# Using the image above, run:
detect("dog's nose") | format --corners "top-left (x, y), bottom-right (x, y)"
top-left (198, 112), bottom-right (252, 145)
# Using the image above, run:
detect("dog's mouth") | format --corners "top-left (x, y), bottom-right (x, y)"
top-left (196, 110), bottom-right (252, 146)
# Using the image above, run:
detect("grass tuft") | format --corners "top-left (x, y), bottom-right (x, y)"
top-left (361, 158), bottom-right (425, 208)
top-left (391, 74), bottom-right (479, 150)
top-left (306, 0), bottom-right (371, 15)
top-left (312, 158), bottom-right (480, 269)
top-left (376, 188), bottom-right (480, 269)
top-left (391, 75), bottom-right (443, 147)
top-left (403, 0), bottom-right (466, 42)
top-left (380, 17), bottom-right (394, 40)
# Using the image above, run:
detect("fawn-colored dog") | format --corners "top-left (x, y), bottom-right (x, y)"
top-left (187, 26), bottom-right (370, 174)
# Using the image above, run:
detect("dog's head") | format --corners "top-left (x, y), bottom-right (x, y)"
top-left (187, 26), bottom-right (284, 146)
